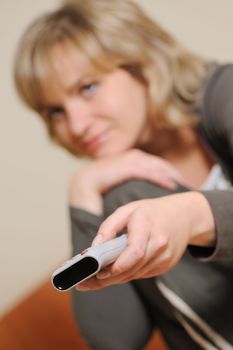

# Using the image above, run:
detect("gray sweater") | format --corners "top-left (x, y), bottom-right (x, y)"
top-left (69, 64), bottom-right (233, 350)
top-left (198, 64), bottom-right (233, 260)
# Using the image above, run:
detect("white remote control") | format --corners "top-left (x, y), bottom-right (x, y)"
top-left (51, 234), bottom-right (128, 292)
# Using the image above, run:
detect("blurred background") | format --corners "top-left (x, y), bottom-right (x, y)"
top-left (0, 0), bottom-right (232, 343)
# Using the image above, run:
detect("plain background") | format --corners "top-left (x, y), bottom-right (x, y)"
top-left (1, 0), bottom-right (232, 317)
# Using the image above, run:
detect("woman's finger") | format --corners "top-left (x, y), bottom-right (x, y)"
top-left (92, 201), bottom-right (138, 245)
top-left (110, 208), bottom-right (151, 275)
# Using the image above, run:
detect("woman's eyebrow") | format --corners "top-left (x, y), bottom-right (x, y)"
top-left (38, 104), bottom-right (63, 114)
top-left (66, 77), bottom-right (84, 94)
top-left (66, 71), bottom-right (101, 93)
top-left (66, 70), bottom-right (98, 93)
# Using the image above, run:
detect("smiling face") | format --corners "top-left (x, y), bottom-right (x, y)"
top-left (38, 44), bottom-right (151, 159)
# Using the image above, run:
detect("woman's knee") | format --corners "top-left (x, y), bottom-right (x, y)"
top-left (103, 179), bottom-right (177, 216)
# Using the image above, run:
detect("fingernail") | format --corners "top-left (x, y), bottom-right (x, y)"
top-left (96, 271), bottom-right (111, 279)
top-left (92, 234), bottom-right (103, 246)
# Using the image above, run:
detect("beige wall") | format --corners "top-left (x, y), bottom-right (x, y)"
top-left (1, 0), bottom-right (232, 316)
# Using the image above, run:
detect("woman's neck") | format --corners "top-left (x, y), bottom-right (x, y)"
top-left (139, 126), bottom-right (215, 188)
top-left (139, 125), bottom-right (191, 157)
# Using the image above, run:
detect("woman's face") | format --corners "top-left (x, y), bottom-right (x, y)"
top-left (39, 45), bottom-right (151, 158)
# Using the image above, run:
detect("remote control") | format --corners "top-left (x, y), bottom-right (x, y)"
top-left (51, 234), bottom-right (128, 292)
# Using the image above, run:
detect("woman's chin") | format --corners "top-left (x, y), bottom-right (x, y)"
top-left (91, 144), bottom-right (131, 159)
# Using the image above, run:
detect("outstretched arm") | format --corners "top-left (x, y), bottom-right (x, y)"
top-left (76, 190), bottom-right (215, 291)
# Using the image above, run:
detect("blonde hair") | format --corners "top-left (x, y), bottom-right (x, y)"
top-left (14, 0), bottom-right (211, 137)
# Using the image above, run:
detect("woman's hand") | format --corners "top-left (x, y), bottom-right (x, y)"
top-left (69, 149), bottom-right (186, 215)
top-left (76, 191), bottom-right (215, 291)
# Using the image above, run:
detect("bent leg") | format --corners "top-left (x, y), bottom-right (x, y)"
top-left (102, 179), bottom-right (187, 216)
top-left (71, 180), bottom-right (188, 350)
top-left (101, 180), bottom-right (190, 348)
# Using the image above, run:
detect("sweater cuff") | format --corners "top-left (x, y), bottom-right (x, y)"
top-left (189, 190), bottom-right (233, 261)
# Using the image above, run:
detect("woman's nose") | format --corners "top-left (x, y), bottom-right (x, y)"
top-left (66, 101), bottom-right (92, 136)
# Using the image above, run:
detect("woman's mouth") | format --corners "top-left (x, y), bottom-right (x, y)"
top-left (84, 129), bottom-right (111, 151)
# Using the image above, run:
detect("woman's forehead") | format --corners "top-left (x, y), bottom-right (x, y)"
top-left (49, 43), bottom-right (93, 80)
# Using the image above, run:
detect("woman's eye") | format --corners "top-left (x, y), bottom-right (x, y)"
top-left (46, 107), bottom-right (65, 121)
top-left (80, 82), bottom-right (98, 98)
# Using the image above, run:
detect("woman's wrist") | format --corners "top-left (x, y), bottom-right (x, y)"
top-left (69, 190), bottom-right (103, 215)
top-left (69, 176), bottom-right (103, 215)
top-left (187, 191), bottom-right (216, 247)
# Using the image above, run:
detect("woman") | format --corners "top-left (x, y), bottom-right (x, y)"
top-left (14, 0), bottom-right (233, 349)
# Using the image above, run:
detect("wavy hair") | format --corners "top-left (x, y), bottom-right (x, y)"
top-left (14, 0), bottom-right (211, 138)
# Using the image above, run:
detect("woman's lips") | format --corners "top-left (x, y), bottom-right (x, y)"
top-left (84, 129), bottom-right (110, 150)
